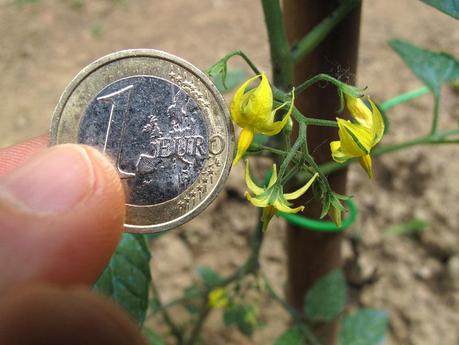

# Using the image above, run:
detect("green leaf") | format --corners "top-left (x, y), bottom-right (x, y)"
top-left (390, 39), bottom-right (459, 95)
top-left (304, 269), bottom-right (347, 322)
top-left (212, 68), bottom-right (247, 93)
top-left (273, 327), bottom-right (304, 345)
top-left (383, 218), bottom-right (428, 237)
top-left (142, 328), bottom-right (165, 345)
top-left (223, 304), bottom-right (257, 337)
top-left (94, 233), bottom-right (151, 325)
top-left (338, 309), bottom-right (389, 345)
top-left (196, 266), bottom-right (222, 287)
top-left (419, 0), bottom-right (459, 19)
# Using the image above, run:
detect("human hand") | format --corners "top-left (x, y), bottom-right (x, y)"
top-left (0, 137), bottom-right (147, 345)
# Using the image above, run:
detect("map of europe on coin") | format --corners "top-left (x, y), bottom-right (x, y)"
top-left (50, 50), bottom-right (234, 233)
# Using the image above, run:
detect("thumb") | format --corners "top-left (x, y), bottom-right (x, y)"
top-left (0, 144), bottom-right (125, 292)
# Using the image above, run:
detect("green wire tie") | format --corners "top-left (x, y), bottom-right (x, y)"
top-left (278, 198), bottom-right (357, 232)
top-left (261, 168), bottom-right (358, 232)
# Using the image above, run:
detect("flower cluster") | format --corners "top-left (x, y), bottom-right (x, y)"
top-left (228, 72), bottom-right (383, 230)
top-left (245, 161), bottom-right (318, 231)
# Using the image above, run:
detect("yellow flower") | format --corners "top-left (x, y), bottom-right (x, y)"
top-left (208, 288), bottom-right (229, 309)
top-left (230, 73), bottom-right (295, 164)
top-left (244, 161), bottom-right (318, 231)
top-left (330, 95), bottom-right (384, 178)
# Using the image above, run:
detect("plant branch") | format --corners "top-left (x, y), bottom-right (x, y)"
top-left (261, 0), bottom-right (294, 89)
top-left (380, 86), bottom-right (430, 111)
top-left (150, 275), bottom-right (184, 344)
top-left (431, 93), bottom-right (441, 135)
top-left (291, 0), bottom-right (360, 64)
top-left (186, 300), bottom-right (211, 345)
top-left (291, 106), bottom-right (338, 127)
top-left (264, 276), bottom-right (321, 345)
top-left (184, 212), bottom-right (265, 344)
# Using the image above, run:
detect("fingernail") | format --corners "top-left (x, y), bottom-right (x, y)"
top-left (1, 145), bottom-right (96, 213)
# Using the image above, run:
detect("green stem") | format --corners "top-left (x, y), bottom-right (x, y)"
top-left (186, 301), bottom-right (211, 345)
top-left (261, 0), bottom-right (294, 90)
top-left (279, 130), bottom-right (305, 181)
top-left (431, 94), bottom-right (441, 135)
top-left (294, 73), bottom-right (363, 99)
top-left (264, 277), bottom-right (321, 345)
top-left (292, 107), bottom-right (338, 127)
top-left (258, 145), bottom-right (290, 157)
top-left (184, 213), bottom-right (265, 345)
top-left (291, 0), bottom-right (360, 64)
top-left (380, 86), bottom-right (430, 111)
top-left (208, 50), bottom-right (261, 75)
top-left (150, 275), bottom-right (184, 344)
top-left (217, 213), bottom-right (264, 287)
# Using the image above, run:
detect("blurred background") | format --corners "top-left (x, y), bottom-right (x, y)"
top-left (1, 0), bottom-right (458, 344)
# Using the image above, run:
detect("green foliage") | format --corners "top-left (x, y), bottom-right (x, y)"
top-left (90, 21), bottom-right (105, 38)
top-left (94, 234), bottom-right (151, 325)
top-left (143, 328), bottom-right (166, 345)
top-left (390, 40), bottom-right (459, 96)
top-left (196, 266), bottom-right (222, 287)
top-left (304, 269), bottom-right (347, 322)
top-left (338, 309), bottom-right (389, 345)
top-left (419, 0), bottom-right (459, 19)
top-left (383, 218), bottom-right (428, 236)
top-left (15, 0), bottom-right (39, 5)
top-left (69, 0), bottom-right (84, 9)
top-left (223, 304), bottom-right (257, 337)
top-left (273, 327), bottom-right (304, 345)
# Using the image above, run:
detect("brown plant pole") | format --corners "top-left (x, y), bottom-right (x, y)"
top-left (283, 1), bottom-right (362, 344)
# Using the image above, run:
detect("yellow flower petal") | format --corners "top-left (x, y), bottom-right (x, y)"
top-left (241, 73), bottom-right (273, 123)
top-left (273, 198), bottom-right (304, 214)
top-left (230, 75), bottom-right (261, 128)
top-left (234, 127), bottom-right (254, 165)
top-left (256, 88), bottom-right (295, 136)
top-left (359, 154), bottom-right (373, 178)
top-left (208, 288), bottom-right (229, 309)
top-left (245, 191), bottom-right (270, 208)
top-left (330, 140), bottom-right (349, 163)
top-left (244, 160), bottom-right (264, 195)
top-left (368, 98), bottom-right (384, 145)
top-left (338, 119), bottom-right (373, 156)
top-left (284, 172), bottom-right (319, 200)
top-left (345, 94), bottom-right (372, 128)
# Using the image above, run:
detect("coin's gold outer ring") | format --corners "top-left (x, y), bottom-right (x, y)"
top-left (50, 49), bottom-right (234, 233)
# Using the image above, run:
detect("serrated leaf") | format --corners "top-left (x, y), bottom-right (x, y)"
top-left (223, 304), bottom-right (256, 337)
top-left (273, 327), bottom-right (304, 345)
top-left (94, 233), bottom-right (151, 325)
top-left (419, 0), bottom-right (459, 19)
top-left (390, 39), bottom-right (459, 95)
top-left (338, 309), bottom-right (389, 345)
top-left (143, 328), bottom-right (165, 345)
top-left (196, 266), bottom-right (222, 286)
top-left (304, 269), bottom-right (347, 322)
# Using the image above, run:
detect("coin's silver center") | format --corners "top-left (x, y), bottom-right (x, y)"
top-left (78, 75), bottom-right (208, 205)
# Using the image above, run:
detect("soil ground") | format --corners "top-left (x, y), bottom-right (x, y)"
top-left (1, 0), bottom-right (459, 344)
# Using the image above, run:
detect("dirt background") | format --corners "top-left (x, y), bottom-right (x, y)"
top-left (1, 0), bottom-right (459, 344)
